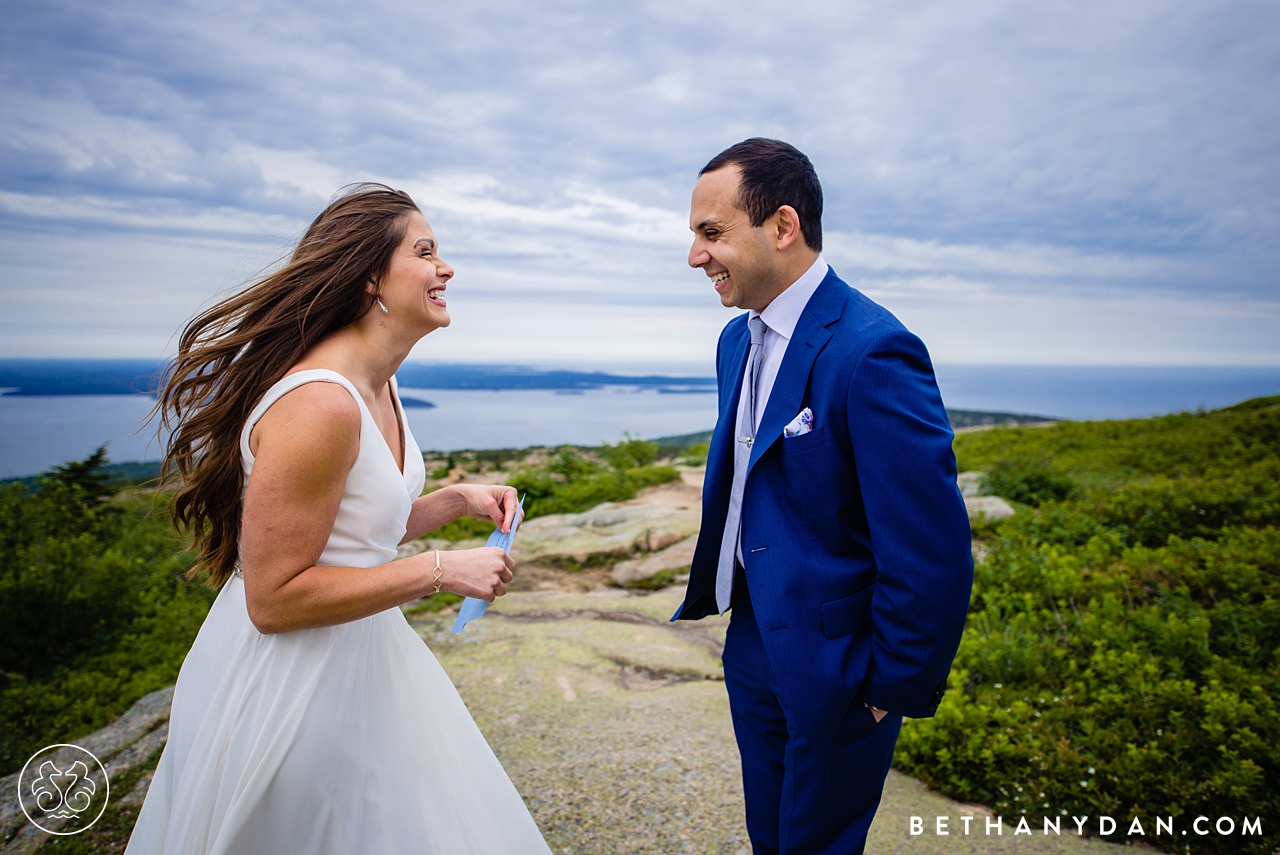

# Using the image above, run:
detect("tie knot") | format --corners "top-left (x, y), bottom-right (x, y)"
top-left (748, 314), bottom-right (766, 345)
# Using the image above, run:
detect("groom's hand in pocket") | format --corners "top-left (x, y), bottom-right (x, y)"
top-left (438, 547), bottom-right (516, 602)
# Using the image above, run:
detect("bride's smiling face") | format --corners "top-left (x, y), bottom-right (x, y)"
top-left (377, 211), bottom-right (454, 331)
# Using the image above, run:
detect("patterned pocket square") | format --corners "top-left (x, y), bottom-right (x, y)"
top-left (783, 407), bottom-right (814, 438)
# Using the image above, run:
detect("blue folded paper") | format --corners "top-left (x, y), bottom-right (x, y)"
top-left (451, 495), bottom-right (525, 634)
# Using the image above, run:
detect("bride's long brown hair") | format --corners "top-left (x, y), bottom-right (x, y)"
top-left (158, 183), bottom-right (421, 588)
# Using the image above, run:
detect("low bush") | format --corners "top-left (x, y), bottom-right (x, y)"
top-left (680, 442), bottom-right (710, 466)
top-left (504, 444), bottom-right (678, 521)
top-left (600, 434), bottom-right (659, 469)
top-left (981, 455), bottom-right (1076, 506)
top-left (895, 396), bottom-right (1280, 853)
top-left (0, 456), bottom-right (214, 776)
top-left (429, 515), bottom-right (500, 541)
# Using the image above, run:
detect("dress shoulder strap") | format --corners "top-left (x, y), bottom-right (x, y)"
top-left (239, 369), bottom-right (365, 467)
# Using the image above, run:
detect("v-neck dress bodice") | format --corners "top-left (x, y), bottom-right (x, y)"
top-left (124, 370), bottom-right (551, 855)
top-left (239, 369), bottom-right (426, 568)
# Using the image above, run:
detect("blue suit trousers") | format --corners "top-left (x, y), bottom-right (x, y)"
top-left (723, 571), bottom-right (902, 855)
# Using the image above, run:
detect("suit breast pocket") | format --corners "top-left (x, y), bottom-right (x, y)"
top-left (820, 586), bottom-right (874, 640)
top-left (780, 426), bottom-right (826, 455)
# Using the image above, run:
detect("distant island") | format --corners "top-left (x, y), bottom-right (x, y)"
top-left (0, 360), bottom-right (1053, 459)
top-left (0, 410), bottom-right (1051, 490)
top-left (0, 361), bottom-right (1052, 418)
top-left (945, 408), bottom-right (1056, 428)
top-left (0, 359), bottom-right (720, 396)
top-left (0, 359), bottom-right (163, 396)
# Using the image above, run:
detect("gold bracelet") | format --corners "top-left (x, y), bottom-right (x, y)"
top-left (432, 550), bottom-right (443, 594)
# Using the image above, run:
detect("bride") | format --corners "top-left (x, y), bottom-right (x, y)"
top-left (126, 184), bottom-right (552, 853)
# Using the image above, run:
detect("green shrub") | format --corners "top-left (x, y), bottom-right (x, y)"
top-left (493, 443), bottom-right (678, 522)
top-left (509, 464), bottom-right (678, 519)
top-left (896, 396), bottom-right (1280, 853)
top-left (429, 515), bottom-right (499, 542)
top-left (0, 452), bottom-right (215, 776)
top-left (956, 396), bottom-right (1280, 488)
top-left (601, 434), bottom-right (659, 469)
top-left (403, 591), bottom-right (463, 614)
top-left (680, 442), bottom-right (710, 466)
top-left (981, 456), bottom-right (1076, 506)
top-left (1001, 458), bottom-right (1280, 550)
top-left (431, 453), bottom-right (459, 479)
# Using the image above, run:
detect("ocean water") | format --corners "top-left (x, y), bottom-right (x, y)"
top-left (396, 387), bottom-right (718, 454)
top-left (0, 386), bottom-right (720, 479)
top-left (0, 394), bottom-right (164, 479)
top-left (935, 365), bottom-right (1280, 421)
top-left (1, 366), bottom-right (1277, 479)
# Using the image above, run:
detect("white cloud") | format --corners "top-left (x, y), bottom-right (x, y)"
top-left (0, 191), bottom-right (304, 239)
top-left (229, 145), bottom-right (345, 206)
top-left (0, 92), bottom-right (195, 182)
top-left (887, 289), bottom-right (1280, 367)
top-left (0, 0), bottom-right (1276, 365)
top-left (403, 174), bottom-right (689, 249)
top-left (824, 231), bottom-right (1177, 282)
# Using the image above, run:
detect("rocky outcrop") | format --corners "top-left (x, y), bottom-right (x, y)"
top-left (956, 471), bottom-right (986, 498)
top-left (511, 482), bottom-right (702, 569)
top-left (957, 471), bottom-right (1016, 520)
top-left (610, 536), bottom-right (697, 587)
top-left (964, 495), bottom-right (1016, 520)
top-left (1, 687), bottom-right (173, 853)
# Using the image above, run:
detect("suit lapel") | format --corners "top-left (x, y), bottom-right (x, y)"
top-left (748, 270), bottom-right (846, 473)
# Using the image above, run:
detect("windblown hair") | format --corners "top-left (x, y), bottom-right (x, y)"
top-left (157, 183), bottom-right (420, 588)
top-left (701, 138), bottom-right (824, 252)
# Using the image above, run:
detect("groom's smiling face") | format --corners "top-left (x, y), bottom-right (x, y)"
top-left (688, 165), bottom-right (780, 313)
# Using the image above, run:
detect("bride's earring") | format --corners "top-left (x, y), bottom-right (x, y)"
top-left (376, 298), bottom-right (389, 314)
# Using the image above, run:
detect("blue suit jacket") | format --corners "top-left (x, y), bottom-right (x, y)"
top-left (674, 267), bottom-right (974, 745)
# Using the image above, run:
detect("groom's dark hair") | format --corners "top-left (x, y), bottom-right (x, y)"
top-left (701, 138), bottom-right (823, 252)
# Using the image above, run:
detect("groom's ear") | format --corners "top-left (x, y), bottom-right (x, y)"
top-left (770, 205), bottom-right (804, 252)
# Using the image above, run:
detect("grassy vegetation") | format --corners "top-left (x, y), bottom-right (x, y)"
top-left (403, 591), bottom-right (464, 615)
top-left (895, 396), bottom-right (1280, 853)
top-left (0, 454), bottom-right (213, 777)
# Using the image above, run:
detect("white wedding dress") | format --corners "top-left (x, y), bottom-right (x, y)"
top-left (126, 370), bottom-right (551, 854)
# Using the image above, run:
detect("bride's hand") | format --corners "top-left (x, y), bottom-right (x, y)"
top-left (435, 547), bottom-right (515, 602)
top-left (452, 484), bottom-right (520, 533)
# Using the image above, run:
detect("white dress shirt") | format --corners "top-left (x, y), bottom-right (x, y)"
top-left (732, 254), bottom-right (828, 563)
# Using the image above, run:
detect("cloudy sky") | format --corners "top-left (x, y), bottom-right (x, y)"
top-left (1, 0), bottom-right (1277, 371)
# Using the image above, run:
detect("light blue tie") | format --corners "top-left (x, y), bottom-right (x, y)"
top-left (715, 315), bottom-right (766, 614)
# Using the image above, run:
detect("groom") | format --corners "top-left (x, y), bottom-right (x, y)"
top-left (673, 138), bottom-right (974, 854)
